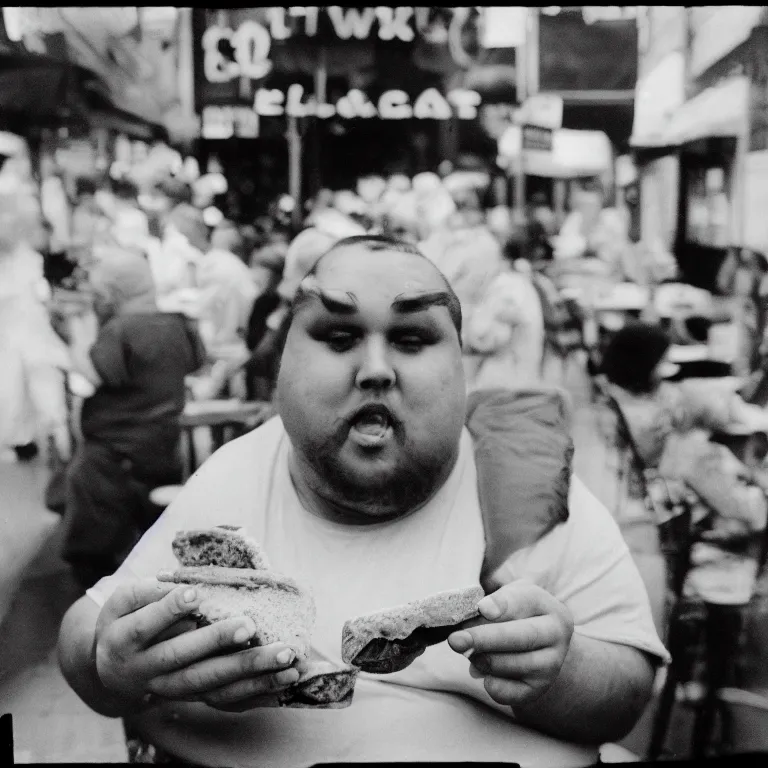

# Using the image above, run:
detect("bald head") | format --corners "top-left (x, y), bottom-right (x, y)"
top-left (292, 235), bottom-right (463, 339)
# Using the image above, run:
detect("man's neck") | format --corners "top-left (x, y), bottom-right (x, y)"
top-left (287, 449), bottom-right (452, 527)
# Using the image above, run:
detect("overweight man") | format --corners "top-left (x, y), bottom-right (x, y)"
top-left (59, 236), bottom-right (668, 767)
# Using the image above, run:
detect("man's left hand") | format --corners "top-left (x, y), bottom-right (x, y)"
top-left (448, 580), bottom-right (574, 707)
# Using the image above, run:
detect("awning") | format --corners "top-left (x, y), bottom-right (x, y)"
top-left (89, 107), bottom-right (166, 143)
top-left (631, 75), bottom-right (749, 151)
top-left (498, 126), bottom-right (613, 178)
top-left (0, 48), bottom-right (109, 122)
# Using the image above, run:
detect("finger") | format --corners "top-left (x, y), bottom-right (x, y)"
top-left (153, 618), bottom-right (200, 645)
top-left (201, 668), bottom-right (301, 707)
top-left (475, 580), bottom-right (550, 624)
top-left (101, 580), bottom-right (180, 623)
top-left (483, 675), bottom-right (540, 706)
top-left (147, 644), bottom-right (296, 699)
top-left (110, 586), bottom-right (203, 651)
top-left (448, 615), bottom-right (559, 656)
top-left (469, 648), bottom-right (562, 680)
top-left (138, 617), bottom-right (260, 677)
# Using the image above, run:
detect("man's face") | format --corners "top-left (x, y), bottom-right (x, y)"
top-left (277, 245), bottom-right (466, 520)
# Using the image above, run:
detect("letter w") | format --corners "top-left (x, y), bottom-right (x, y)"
top-left (327, 6), bottom-right (376, 39)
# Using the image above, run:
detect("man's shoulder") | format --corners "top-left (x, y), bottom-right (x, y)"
top-left (194, 416), bottom-right (287, 478)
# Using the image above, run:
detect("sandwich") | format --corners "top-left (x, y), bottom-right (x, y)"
top-left (341, 586), bottom-right (485, 674)
top-left (160, 526), bottom-right (485, 707)
top-left (160, 525), bottom-right (354, 707)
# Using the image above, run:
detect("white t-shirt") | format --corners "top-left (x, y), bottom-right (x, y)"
top-left (88, 418), bottom-right (668, 768)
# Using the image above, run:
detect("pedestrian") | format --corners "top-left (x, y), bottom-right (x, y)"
top-left (0, 191), bottom-right (71, 462)
top-left (61, 247), bottom-right (205, 588)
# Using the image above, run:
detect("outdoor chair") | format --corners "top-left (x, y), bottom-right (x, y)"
top-left (530, 271), bottom-right (592, 387)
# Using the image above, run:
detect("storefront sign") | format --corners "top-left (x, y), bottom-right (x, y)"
top-left (522, 125), bottom-right (553, 152)
top-left (202, 86), bottom-right (480, 137)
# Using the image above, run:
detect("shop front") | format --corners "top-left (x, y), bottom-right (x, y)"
top-left (192, 7), bottom-right (493, 221)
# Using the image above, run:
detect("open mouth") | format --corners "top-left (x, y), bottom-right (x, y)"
top-left (348, 404), bottom-right (395, 448)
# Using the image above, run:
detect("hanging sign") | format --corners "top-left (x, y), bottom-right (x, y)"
top-left (522, 125), bottom-right (554, 152)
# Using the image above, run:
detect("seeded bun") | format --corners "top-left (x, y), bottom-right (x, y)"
top-left (341, 586), bottom-right (485, 674)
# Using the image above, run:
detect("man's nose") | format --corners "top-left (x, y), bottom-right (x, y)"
top-left (356, 337), bottom-right (396, 390)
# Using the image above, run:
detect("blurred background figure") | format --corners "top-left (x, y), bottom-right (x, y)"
top-left (61, 247), bottom-right (204, 589)
top-left (0, 190), bottom-right (71, 464)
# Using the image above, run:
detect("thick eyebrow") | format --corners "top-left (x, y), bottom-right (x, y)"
top-left (391, 291), bottom-right (452, 315)
top-left (294, 282), bottom-right (359, 315)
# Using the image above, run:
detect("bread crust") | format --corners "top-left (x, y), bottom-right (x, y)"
top-left (341, 586), bottom-right (485, 673)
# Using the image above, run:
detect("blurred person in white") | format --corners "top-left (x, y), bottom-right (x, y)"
top-left (600, 322), bottom-right (768, 601)
top-left (62, 247), bottom-right (205, 588)
top-left (188, 222), bottom-right (259, 400)
top-left (147, 203), bottom-right (209, 315)
top-left (110, 177), bottom-right (151, 255)
top-left (70, 177), bottom-right (106, 267)
top-left (421, 195), bottom-right (545, 391)
top-left (554, 181), bottom-right (632, 279)
top-left (0, 190), bottom-right (71, 462)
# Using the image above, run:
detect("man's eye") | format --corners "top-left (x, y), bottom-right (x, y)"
top-left (393, 335), bottom-right (427, 352)
top-left (325, 332), bottom-right (358, 352)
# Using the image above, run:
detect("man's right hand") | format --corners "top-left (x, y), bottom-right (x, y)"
top-left (93, 580), bottom-right (300, 712)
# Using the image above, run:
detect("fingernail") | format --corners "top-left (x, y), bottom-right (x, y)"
top-left (276, 649), bottom-right (295, 665)
top-left (233, 626), bottom-right (252, 644)
top-left (183, 589), bottom-right (197, 603)
top-left (275, 668), bottom-right (300, 686)
top-left (478, 598), bottom-right (501, 620)
top-left (469, 663), bottom-right (484, 680)
top-left (450, 631), bottom-right (473, 654)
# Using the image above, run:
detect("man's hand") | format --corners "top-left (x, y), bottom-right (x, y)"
top-left (448, 580), bottom-right (574, 707)
top-left (94, 580), bottom-right (300, 712)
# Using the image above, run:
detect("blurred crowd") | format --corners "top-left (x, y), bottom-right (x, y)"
top-left (3, 139), bottom-right (765, 603)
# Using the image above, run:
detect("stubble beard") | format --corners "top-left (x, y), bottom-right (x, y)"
top-left (300, 426), bottom-right (455, 520)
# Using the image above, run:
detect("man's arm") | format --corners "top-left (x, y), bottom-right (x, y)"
top-left (449, 580), bottom-right (658, 746)
top-left (58, 593), bottom-right (154, 718)
top-left (513, 633), bottom-right (655, 744)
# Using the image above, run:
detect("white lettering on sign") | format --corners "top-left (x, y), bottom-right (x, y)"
top-left (232, 20), bottom-right (272, 80)
top-left (326, 6), bottom-right (377, 40)
top-left (413, 88), bottom-right (452, 120)
top-left (268, 8), bottom-right (292, 40)
top-left (337, 89), bottom-right (378, 118)
top-left (378, 90), bottom-right (413, 119)
top-left (249, 86), bottom-right (481, 120)
top-left (202, 25), bottom-right (236, 83)
top-left (447, 89), bottom-right (482, 120)
top-left (254, 88), bottom-right (285, 116)
top-left (375, 7), bottom-right (415, 42)
top-left (202, 106), bottom-right (260, 139)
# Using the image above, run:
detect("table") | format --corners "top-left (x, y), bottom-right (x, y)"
top-left (180, 399), bottom-right (272, 478)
